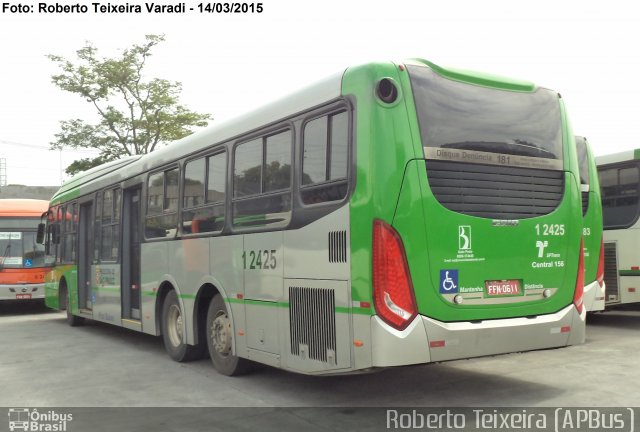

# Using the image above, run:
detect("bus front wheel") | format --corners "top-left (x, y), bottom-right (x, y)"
top-left (161, 290), bottom-right (202, 362)
top-left (206, 294), bottom-right (253, 376)
top-left (63, 286), bottom-right (84, 327)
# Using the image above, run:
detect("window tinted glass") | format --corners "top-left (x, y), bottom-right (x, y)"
top-left (330, 111), bottom-right (349, 180)
top-left (234, 139), bottom-right (262, 197)
top-left (113, 188), bottom-right (121, 221)
top-left (183, 206), bottom-right (225, 234)
top-left (575, 137), bottom-right (590, 186)
top-left (165, 169), bottom-right (179, 212)
top-left (301, 111), bottom-right (350, 205)
top-left (408, 65), bottom-right (563, 169)
top-left (184, 158), bottom-right (206, 208)
top-left (147, 172), bottom-right (164, 215)
top-left (600, 163), bottom-right (640, 228)
top-left (303, 117), bottom-right (328, 185)
top-left (102, 190), bottom-right (113, 223)
top-left (265, 131), bottom-right (291, 192)
top-left (207, 153), bottom-right (226, 203)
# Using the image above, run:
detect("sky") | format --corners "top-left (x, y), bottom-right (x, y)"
top-left (0, 0), bottom-right (638, 186)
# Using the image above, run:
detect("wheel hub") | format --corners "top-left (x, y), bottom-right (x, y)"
top-left (211, 313), bottom-right (232, 355)
top-left (167, 304), bottom-right (183, 347)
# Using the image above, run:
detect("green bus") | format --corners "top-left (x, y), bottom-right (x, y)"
top-left (597, 149), bottom-right (640, 307)
top-left (575, 136), bottom-right (605, 312)
top-left (43, 59), bottom-right (586, 376)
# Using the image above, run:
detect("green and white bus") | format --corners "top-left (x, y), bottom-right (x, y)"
top-left (43, 59), bottom-right (586, 376)
top-left (597, 149), bottom-right (640, 307)
top-left (575, 137), bottom-right (605, 312)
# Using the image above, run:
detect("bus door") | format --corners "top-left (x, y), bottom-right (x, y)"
top-left (122, 186), bottom-right (142, 320)
top-left (78, 201), bottom-right (93, 310)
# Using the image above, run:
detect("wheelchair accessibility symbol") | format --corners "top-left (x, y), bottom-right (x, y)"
top-left (439, 269), bottom-right (459, 294)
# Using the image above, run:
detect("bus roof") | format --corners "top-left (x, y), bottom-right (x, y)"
top-left (406, 58), bottom-right (537, 92)
top-left (0, 199), bottom-right (49, 217)
top-left (595, 149), bottom-right (640, 166)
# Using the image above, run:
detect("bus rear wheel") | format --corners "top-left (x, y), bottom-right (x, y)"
top-left (206, 294), bottom-right (253, 376)
top-left (161, 290), bottom-right (203, 362)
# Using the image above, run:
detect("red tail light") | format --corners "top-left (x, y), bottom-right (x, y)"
top-left (574, 237), bottom-right (585, 314)
top-left (372, 220), bottom-right (417, 330)
top-left (596, 237), bottom-right (605, 288)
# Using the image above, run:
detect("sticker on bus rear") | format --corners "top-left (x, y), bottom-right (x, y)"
top-left (440, 269), bottom-right (459, 294)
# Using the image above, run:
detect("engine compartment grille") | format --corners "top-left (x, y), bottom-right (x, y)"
top-left (425, 160), bottom-right (565, 220)
top-left (289, 286), bottom-right (337, 364)
top-left (604, 242), bottom-right (619, 303)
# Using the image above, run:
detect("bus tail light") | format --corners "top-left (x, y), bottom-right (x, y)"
top-left (596, 237), bottom-right (605, 288)
top-left (372, 220), bottom-right (417, 331)
top-left (574, 237), bottom-right (585, 314)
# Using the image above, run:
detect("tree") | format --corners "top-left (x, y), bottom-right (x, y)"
top-left (48, 34), bottom-right (211, 175)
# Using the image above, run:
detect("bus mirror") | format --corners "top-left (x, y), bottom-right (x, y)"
top-left (36, 223), bottom-right (46, 244)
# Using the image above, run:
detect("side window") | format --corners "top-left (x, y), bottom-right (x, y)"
top-left (46, 206), bottom-right (61, 263)
top-left (182, 152), bottom-right (227, 234)
top-left (233, 130), bottom-right (292, 228)
top-left (100, 187), bottom-right (121, 261)
top-left (55, 206), bottom-right (63, 264)
top-left (94, 192), bottom-right (102, 262)
top-left (146, 168), bottom-right (179, 239)
top-left (599, 163), bottom-right (640, 228)
top-left (60, 203), bottom-right (78, 263)
top-left (301, 110), bottom-right (349, 204)
top-left (575, 139), bottom-right (590, 186)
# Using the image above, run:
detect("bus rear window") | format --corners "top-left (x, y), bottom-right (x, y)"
top-left (407, 65), bottom-right (563, 170)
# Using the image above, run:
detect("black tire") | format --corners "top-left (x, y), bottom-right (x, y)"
top-left (161, 290), bottom-right (203, 362)
top-left (63, 286), bottom-right (85, 327)
top-left (206, 294), bottom-right (254, 376)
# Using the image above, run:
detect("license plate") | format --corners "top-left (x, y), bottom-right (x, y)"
top-left (16, 294), bottom-right (32, 300)
top-left (485, 279), bottom-right (521, 296)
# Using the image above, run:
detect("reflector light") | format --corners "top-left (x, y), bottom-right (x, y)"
top-left (561, 326), bottom-right (571, 333)
top-left (353, 340), bottom-right (364, 347)
top-left (372, 220), bottom-right (417, 330)
top-left (629, 288), bottom-right (637, 293)
top-left (632, 266), bottom-right (640, 271)
top-left (573, 238), bottom-right (585, 314)
top-left (597, 238), bottom-right (605, 287)
top-left (359, 301), bottom-right (371, 309)
top-left (429, 340), bottom-right (445, 348)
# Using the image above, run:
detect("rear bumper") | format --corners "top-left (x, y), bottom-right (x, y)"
top-left (371, 304), bottom-right (585, 367)
top-left (0, 283), bottom-right (46, 301)
top-left (584, 280), bottom-right (605, 312)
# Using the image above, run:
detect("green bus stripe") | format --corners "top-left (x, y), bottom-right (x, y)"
top-left (619, 270), bottom-right (640, 276)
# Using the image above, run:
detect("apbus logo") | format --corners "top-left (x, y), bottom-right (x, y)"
top-left (7, 408), bottom-right (73, 432)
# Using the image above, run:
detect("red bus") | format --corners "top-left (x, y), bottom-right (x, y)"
top-left (0, 199), bottom-right (51, 302)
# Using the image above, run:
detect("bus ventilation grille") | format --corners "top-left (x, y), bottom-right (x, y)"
top-left (581, 191), bottom-right (589, 215)
top-left (604, 242), bottom-right (619, 303)
top-left (425, 160), bottom-right (564, 219)
top-left (289, 286), bottom-right (337, 364)
top-left (328, 230), bottom-right (347, 263)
